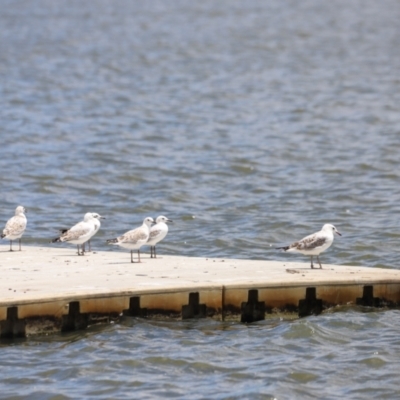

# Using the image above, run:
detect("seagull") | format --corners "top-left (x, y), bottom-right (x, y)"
top-left (147, 215), bottom-right (172, 258)
top-left (1, 206), bottom-right (27, 251)
top-left (52, 212), bottom-right (102, 256)
top-left (84, 213), bottom-right (105, 252)
top-left (107, 217), bottom-right (155, 263)
top-left (277, 224), bottom-right (342, 269)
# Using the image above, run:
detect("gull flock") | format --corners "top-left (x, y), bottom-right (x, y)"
top-left (1, 205), bottom-right (341, 268)
top-left (0, 206), bottom-right (172, 263)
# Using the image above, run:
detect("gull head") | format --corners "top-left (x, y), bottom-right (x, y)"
top-left (322, 224), bottom-right (342, 236)
top-left (91, 213), bottom-right (105, 220)
top-left (155, 215), bottom-right (173, 224)
top-left (15, 206), bottom-right (26, 215)
top-left (83, 212), bottom-right (95, 222)
top-left (144, 217), bottom-right (156, 227)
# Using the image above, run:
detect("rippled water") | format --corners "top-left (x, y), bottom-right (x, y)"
top-left (1, 0), bottom-right (400, 398)
top-left (2, 311), bottom-right (400, 399)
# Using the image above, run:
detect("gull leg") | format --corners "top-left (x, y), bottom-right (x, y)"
top-left (77, 245), bottom-right (84, 256)
top-left (150, 246), bottom-right (153, 258)
top-left (19, 239), bottom-right (22, 251)
top-left (138, 250), bottom-right (141, 263)
top-left (88, 240), bottom-right (91, 252)
top-left (310, 256), bottom-right (314, 269)
top-left (317, 256), bottom-right (323, 269)
top-left (131, 250), bottom-right (134, 263)
top-left (9, 240), bottom-right (13, 252)
top-left (154, 246), bottom-right (157, 259)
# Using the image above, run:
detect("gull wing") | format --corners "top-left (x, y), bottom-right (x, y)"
top-left (60, 229), bottom-right (90, 242)
top-left (3, 216), bottom-right (26, 236)
top-left (119, 228), bottom-right (148, 245)
top-left (295, 233), bottom-right (327, 251)
top-left (60, 221), bottom-right (91, 242)
top-left (149, 229), bottom-right (162, 240)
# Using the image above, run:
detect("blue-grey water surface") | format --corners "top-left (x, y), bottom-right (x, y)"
top-left (1, 0), bottom-right (400, 398)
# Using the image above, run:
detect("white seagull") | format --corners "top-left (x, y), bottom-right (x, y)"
top-left (84, 212), bottom-right (105, 252)
top-left (277, 224), bottom-right (342, 269)
top-left (107, 217), bottom-right (155, 263)
top-left (1, 205), bottom-right (27, 251)
top-left (147, 215), bottom-right (172, 258)
top-left (52, 212), bottom-right (102, 256)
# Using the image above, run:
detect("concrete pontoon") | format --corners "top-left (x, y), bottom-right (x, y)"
top-left (1, 246), bottom-right (400, 337)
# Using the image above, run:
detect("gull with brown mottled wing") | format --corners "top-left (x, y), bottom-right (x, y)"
top-left (52, 212), bottom-right (101, 256)
top-left (277, 224), bottom-right (342, 269)
top-left (1, 205), bottom-right (27, 251)
top-left (107, 217), bottom-right (155, 263)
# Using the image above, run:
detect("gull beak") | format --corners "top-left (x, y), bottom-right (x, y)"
top-left (167, 219), bottom-right (173, 223)
top-left (336, 230), bottom-right (342, 236)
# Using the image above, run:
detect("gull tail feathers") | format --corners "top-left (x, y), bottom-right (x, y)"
top-left (276, 246), bottom-right (290, 251)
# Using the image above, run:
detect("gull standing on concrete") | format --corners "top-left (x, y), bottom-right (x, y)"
top-left (52, 212), bottom-right (101, 256)
top-left (107, 217), bottom-right (155, 263)
top-left (147, 215), bottom-right (172, 258)
top-left (84, 212), bottom-right (105, 252)
top-left (276, 224), bottom-right (342, 269)
top-left (1, 206), bottom-right (27, 251)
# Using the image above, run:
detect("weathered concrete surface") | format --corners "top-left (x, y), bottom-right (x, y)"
top-left (1, 245), bottom-right (400, 336)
